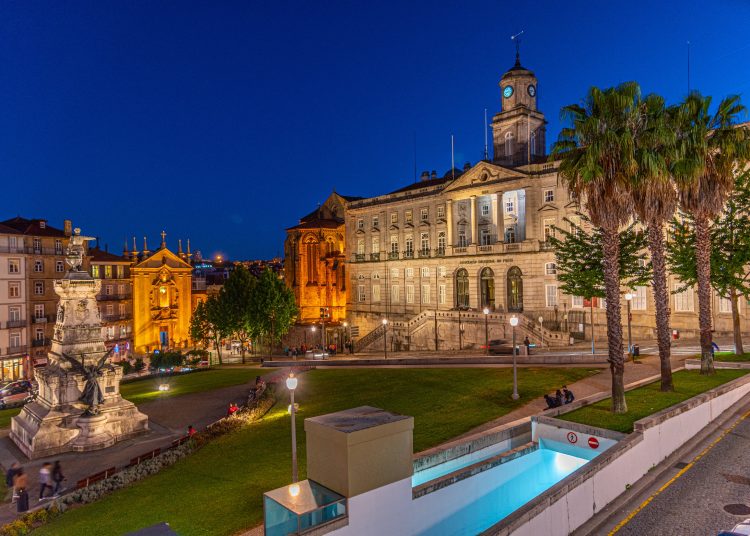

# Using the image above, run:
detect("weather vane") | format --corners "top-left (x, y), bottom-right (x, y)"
top-left (511, 30), bottom-right (524, 64)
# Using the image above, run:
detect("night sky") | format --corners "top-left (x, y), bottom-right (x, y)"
top-left (2, 1), bottom-right (749, 260)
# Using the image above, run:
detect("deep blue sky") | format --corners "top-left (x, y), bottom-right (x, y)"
top-left (2, 1), bottom-right (749, 260)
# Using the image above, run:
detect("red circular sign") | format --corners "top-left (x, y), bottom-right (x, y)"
top-left (566, 432), bottom-right (578, 444)
top-left (588, 437), bottom-right (600, 449)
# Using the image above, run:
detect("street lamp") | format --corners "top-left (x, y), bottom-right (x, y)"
top-left (509, 315), bottom-right (520, 400)
top-left (382, 318), bottom-right (388, 359)
top-left (286, 372), bottom-right (298, 483)
top-left (342, 321), bottom-right (348, 354)
top-left (625, 292), bottom-right (633, 360)
top-left (483, 307), bottom-right (490, 355)
top-left (538, 315), bottom-right (544, 349)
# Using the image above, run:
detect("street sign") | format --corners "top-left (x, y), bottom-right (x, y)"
top-left (566, 432), bottom-right (578, 444)
top-left (588, 437), bottom-right (599, 449)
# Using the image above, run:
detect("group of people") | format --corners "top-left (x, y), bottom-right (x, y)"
top-left (284, 341), bottom-right (354, 358)
top-left (544, 385), bottom-right (575, 409)
top-left (6, 460), bottom-right (65, 513)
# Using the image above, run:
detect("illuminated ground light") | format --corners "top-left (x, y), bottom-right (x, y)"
top-left (158, 384), bottom-right (171, 392)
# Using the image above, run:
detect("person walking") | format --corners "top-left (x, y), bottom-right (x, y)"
top-left (5, 462), bottom-right (19, 502)
top-left (524, 336), bottom-right (531, 355)
top-left (51, 461), bottom-right (65, 496)
top-left (14, 468), bottom-right (28, 513)
top-left (38, 462), bottom-right (52, 500)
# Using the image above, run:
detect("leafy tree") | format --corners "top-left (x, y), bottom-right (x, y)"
top-left (221, 266), bottom-right (256, 363)
top-left (249, 268), bottom-right (298, 358)
top-left (629, 93), bottom-right (678, 391)
top-left (667, 171), bottom-right (750, 355)
top-left (189, 301), bottom-right (212, 349)
top-left (204, 294), bottom-right (231, 364)
top-left (671, 93), bottom-right (750, 373)
top-left (551, 82), bottom-right (641, 414)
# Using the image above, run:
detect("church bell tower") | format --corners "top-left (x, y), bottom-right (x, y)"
top-left (491, 49), bottom-right (547, 167)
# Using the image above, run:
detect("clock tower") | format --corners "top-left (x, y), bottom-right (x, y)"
top-left (491, 52), bottom-right (547, 167)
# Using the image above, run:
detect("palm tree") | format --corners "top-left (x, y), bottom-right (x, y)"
top-left (672, 93), bottom-right (750, 374)
top-left (552, 82), bottom-right (640, 414)
top-left (629, 94), bottom-right (677, 391)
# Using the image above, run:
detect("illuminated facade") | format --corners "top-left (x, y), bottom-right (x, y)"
top-left (89, 246), bottom-right (133, 360)
top-left (131, 233), bottom-right (194, 353)
top-left (284, 192), bottom-right (354, 325)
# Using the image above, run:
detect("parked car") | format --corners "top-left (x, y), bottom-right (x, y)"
top-left (486, 339), bottom-right (518, 355)
top-left (305, 350), bottom-right (329, 360)
top-left (197, 360), bottom-right (210, 368)
top-left (719, 518), bottom-right (750, 535)
top-left (0, 382), bottom-right (35, 409)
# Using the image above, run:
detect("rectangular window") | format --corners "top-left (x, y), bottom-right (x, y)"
top-left (481, 204), bottom-right (490, 217)
top-left (105, 265), bottom-right (112, 278)
top-left (406, 285), bottom-right (415, 304)
top-left (437, 232), bottom-right (446, 253)
top-left (719, 296), bottom-right (733, 313)
top-left (421, 267), bottom-right (430, 278)
top-left (571, 296), bottom-right (584, 308)
top-left (35, 328), bottom-right (44, 341)
top-left (105, 285), bottom-right (112, 296)
top-left (34, 260), bottom-right (43, 272)
top-left (420, 233), bottom-right (429, 252)
top-left (92, 265), bottom-right (100, 278)
top-left (357, 218), bottom-right (364, 230)
top-left (391, 285), bottom-right (400, 303)
top-left (405, 236), bottom-right (414, 256)
top-left (632, 286), bottom-right (647, 311)
top-left (118, 284), bottom-right (125, 295)
top-left (9, 307), bottom-right (21, 321)
top-left (439, 266), bottom-right (446, 278)
top-left (8, 237), bottom-right (17, 250)
top-left (458, 231), bottom-right (468, 247)
top-left (107, 326), bottom-right (115, 339)
top-left (357, 239), bottom-right (365, 255)
top-left (372, 215), bottom-right (379, 228)
top-left (437, 205), bottom-right (445, 219)
top-left (405, 267), bottom-right (414, 278)
top-left (55, 239), bottom-right (63, 254)
top-left (34, 281), bottom-right (44, 295)
top-left (505, 226), bottom-right (516, 243)
top-left (119, 303), bottom-right (126, 316)
top-left (481, 228), bottom-right (491, 245)
top-left (116, 265), bottom-right (124, 279)
top-left (372, 284), bottom-right (381, 302)
top-left (405, 210), bottom-right (413, 224)
top-left (56, 260), bottom-right (64, 272)
top-left (391, 268), bottom-right (399, 279)
top-left (390, 213), bottom-right (398, 224)
top-left (106, 304), bottom-right (114, 316)
top-left (543, 219), bottom-right (556, 242)
top-left (34, 304), bottom-right (44, 319)
top-left (33, 238), bottom-right (41, 252)
top-left (421, 284), bottom-right (430, 304)
top-left (358, 285), bottom-right (366, 302)
top-left (8, 259), bottom-right (20, 273)
top-left (9, 332), bottom-right (21, 348)
top-left (390, 236), bottom-right (398, 254)
top-left (9, 282), bottom-right (20, 298)
top-left (673, 284), bottom-right (694, 312)
top-left (545, 285), bottom-right (558, 307)
top-left (439, 284), bottom-right (446, 304)
top-left (420, 208), bottom-right (428, 222)
top-left (372, 237), bottom-right (380, 254)
top-left (545, 262), bottom-right (557, 275)
top-left (505, 199), bottom-right (515, 213)
top-left (544, 189), bottom-right (555, 203)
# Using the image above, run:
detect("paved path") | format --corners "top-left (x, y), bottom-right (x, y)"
top-left (585, 399), bottom-right (750, 536)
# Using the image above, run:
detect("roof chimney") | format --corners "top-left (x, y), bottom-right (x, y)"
top-left (420, 171), bottom-right (430, 182)
top-left (64, 219), bottom-right (72, 237)
top-left (431, 170), bottom-right (437, 179)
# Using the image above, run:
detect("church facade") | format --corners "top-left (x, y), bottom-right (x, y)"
top-left (341, 55), bottom-right (748, 350)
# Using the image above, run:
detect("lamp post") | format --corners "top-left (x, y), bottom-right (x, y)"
top-left (625, 293), bottom-right (633, 360)
top-left (510, 315), bottom-right (520, 400)
top-left (538, 315), bottom-right (544, 349)
top-left (483, 307), bottom-right (490, 355)
top-left (286, 372), bottom-right (298, 483)
top-left (343, 321), bottom-right (348, 353)
top-left (382, 318), bottom-right (388, 359)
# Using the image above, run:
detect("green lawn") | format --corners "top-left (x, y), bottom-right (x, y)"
top-left (713, 351), bottom-right (750, 363)
top-left (36, 367), bottom-right (598, 536)
top-left (119, 367), bottom-right (261, 406)
top-left (0, 407), bottom-right (20, 429)
top-left (559, 369), bottom-right (749, 433)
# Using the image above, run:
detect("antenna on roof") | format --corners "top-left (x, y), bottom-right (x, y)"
top-left (511, 30), bottom-right (524, 65)
top-left (451, 134), bottom-right (455, 180)
top-left (484, 109), bottom-right (489, 161)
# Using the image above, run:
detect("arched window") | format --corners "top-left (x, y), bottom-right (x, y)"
top-left (507, 266), bottom-right (523, 312)
top-left (505, 132), bottom-right (514, 157)
top-left (530, 132), bottom-right (536, 156)
top-left (480, 267), bottom-right (495, 309)
top-left (455, 268), bottom-right (469, 308)
top-left (305, 239), bottom-right (319, 283)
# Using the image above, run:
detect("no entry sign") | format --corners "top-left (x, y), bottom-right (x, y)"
top-left (566, 432), bottom-right (578, 444)
top-left (588, 436), bottom-right (600, 449)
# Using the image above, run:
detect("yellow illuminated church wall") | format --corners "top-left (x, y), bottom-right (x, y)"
top-left (132, 248), bottom-right (194, 353)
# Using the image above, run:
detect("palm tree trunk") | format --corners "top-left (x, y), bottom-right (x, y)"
top-left (731, 287), bottom-right (744, 355)
top-left (694, 215), bottom-right (715, 374)
top-left (601, 227), bottom-right (627, 414)
top-left (648, 223), bottom-right (673, 391)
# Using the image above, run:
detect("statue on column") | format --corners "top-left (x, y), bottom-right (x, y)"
top-left (66, 228), bottom-right (96, 272)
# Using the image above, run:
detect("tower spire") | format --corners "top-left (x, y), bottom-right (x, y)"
top-left (143, 236), bottom-right (149, 256)
top-left (511, 30), bottom-right (524, 66)
top-left (160, 230), bottom-right (167, 249)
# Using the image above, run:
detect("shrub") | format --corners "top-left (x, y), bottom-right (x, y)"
top-left (121, 361), bottom-right (133, 375)
top-left (150, 351), bottom-right (184, 369)
top-left (133, 358), bottom-right (145, 372)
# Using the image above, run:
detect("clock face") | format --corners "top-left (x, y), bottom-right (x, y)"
top-left (503, 85), bottom-right (514, 99)
top-left (527, 84), bottom-right (536, 97)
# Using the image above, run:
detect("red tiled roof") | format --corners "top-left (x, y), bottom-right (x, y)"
top-left (0, 216), bottom-right (67, 237)
top-left (88, 247), bottom-right (130, 263)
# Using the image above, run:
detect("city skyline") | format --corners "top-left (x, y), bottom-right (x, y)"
top-left (2, 0), bottom-right (750, 259)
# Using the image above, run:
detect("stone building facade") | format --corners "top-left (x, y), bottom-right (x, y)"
top-left (89, 246), bottom-right (133, 361)
top-left (342, 56), bottom-right (749, 350)
top-left (0, 223), bottom-right (29, 380)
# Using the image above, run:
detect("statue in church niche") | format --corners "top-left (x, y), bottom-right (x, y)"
top-left (61, 351), bottom-right (112, 416)
top-left (65, 228), bottom-right (96, 272)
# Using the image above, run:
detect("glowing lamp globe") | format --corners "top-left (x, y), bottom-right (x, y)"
top-left (509, 316), bottom-right (519, 327)
top-left (286, 374), bottom-right (298, 391)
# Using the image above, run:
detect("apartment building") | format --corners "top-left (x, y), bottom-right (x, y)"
top-left (0, 223), bottom-right (28, 380)
top-left (89, 246), bottom-right (133, 361)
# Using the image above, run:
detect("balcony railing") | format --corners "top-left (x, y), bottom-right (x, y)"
top-left (418, 249), bottom-right (430, 258)
top-left (354, 254), bottom-right (365, 262)
top-left (5, 346), bottom-right (25, 356)
top-left (32, 338), bottom-right (50, 347)
top-left (403, 250), bottom-right (414, 259)
top-left (33, 315), bottom-right (52, 323)
top-left (388, 252), bottom-right (399, 260)
top-left (26, 247), bottom-right (64, 255)
top-left (99, 293), bottom-right (132, 301)
top-left (370, 253), bottom-right (381, 261)
top-left (435, 247), bottom-right (445, 257)
top-left (5, 319), bottom-right (26, 329)
top-left (540, 241), bottom-right (555, 251)
top-left (453, 247), bottom-right (467, 254)
top-left (0, 246), bottom-right (26, 254)
top-left (101, 314), bottom-right (132, 322)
